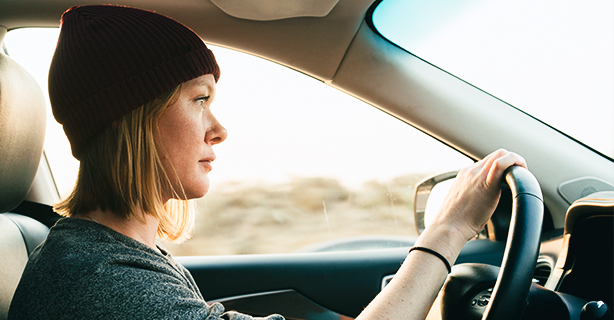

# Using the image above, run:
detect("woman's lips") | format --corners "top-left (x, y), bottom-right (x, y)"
top-left (198, 160), bottom-right (212, 171)
top-left (199, 156), bottom-right (215, 171)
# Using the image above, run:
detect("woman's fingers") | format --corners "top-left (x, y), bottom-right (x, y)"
top-left (466, 149), bottom-right (526, 186)
top-left (485, 150), bottom-right (527, 186)
top-left (430, 149), bottom-right (528, 241)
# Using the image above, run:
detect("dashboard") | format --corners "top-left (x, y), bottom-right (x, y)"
top-left (545, 191), bottom-right (614, 315)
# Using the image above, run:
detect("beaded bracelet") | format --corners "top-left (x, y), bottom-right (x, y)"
top-left (408, 246), bottom-right (452, 273)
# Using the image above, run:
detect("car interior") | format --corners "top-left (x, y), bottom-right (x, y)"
top-left (1, 0), bottom-right (613, 319)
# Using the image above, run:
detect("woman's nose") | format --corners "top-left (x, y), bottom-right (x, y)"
top-left (205, 115), bottom-right (227, 146)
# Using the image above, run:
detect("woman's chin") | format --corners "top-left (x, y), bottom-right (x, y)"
top-left (186, 179), bottom-right (210, 199)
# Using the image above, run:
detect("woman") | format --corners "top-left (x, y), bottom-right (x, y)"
top-left (8, 5), bottom-right (526, 320)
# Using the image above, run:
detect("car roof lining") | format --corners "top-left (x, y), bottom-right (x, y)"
top-left (0, 0), bottom-right (373, 81)
top-left (209, 0), bottom-right (340, 21)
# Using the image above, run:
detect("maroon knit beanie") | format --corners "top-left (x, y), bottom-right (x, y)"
top-left (49, 5), bottom-right (220, 159)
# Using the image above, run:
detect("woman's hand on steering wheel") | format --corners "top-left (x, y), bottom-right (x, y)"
top-left (432, 149), bottom-right (527, 242)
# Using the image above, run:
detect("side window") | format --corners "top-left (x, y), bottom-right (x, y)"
top-left (164, 47), bottom-right (472, 255)
top-left (4, 28), bottom-right (473, 256)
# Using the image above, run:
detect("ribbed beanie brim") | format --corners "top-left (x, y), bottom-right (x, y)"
top-left (49, 5), bottom-right (220, 159)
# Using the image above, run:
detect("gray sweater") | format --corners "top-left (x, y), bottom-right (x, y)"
top-left (8, 218), bottom-right (284, 320)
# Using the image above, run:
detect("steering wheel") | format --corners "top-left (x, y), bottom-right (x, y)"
top-left (440, 166), bottom-right (544, 320)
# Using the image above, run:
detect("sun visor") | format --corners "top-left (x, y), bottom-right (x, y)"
top-left (209, 0), bottom-right (339, 21)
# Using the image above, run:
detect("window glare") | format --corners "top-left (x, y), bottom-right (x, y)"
top-left (373, 0), bottom-right (614, 158)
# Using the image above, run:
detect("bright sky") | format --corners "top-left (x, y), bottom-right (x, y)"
top-left (374, 0), bottom-right (614, 158)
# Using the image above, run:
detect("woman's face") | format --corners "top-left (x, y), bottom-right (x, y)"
top-left (157, 74), bottom-right (227, 200)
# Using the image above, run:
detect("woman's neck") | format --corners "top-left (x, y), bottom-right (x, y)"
top-left (79, 208), bottom-right (161, 253)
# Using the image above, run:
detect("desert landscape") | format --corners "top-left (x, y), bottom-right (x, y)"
top-left (161, 173), bottom-right (425, 256)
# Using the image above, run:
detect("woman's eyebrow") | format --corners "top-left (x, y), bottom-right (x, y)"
top-left (194, 78), bottom-right (215, 90)
top-left (192, 81), bottom-right (216, 100)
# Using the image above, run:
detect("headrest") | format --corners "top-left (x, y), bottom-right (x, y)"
top-left (0, 53), bottom-right (46, 212)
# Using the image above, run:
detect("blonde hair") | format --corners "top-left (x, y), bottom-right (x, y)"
top-left (54, 85), bottom-right (195, 242)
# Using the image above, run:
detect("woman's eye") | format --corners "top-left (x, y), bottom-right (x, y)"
top-left (197, 96), bottom-right (211, 107)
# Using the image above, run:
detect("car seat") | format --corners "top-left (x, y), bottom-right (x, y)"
top-left (0, 51), bottom-right (50, 320)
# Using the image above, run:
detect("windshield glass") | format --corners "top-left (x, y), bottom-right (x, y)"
top-left (372, 0), bottom-right (614, 158)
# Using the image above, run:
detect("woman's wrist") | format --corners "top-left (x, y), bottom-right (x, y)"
top-left (413, 223), bottom-right (468, 267)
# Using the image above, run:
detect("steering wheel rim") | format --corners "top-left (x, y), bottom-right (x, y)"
top-left (481, 166), bottom-right (544, 320)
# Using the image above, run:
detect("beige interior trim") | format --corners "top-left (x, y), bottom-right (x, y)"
top-left (209, 0), bottom-right (339, 21)
top-left (0, 27), bottom-right (6, 48)
top-left (25, 152), bottom-right (61, 206)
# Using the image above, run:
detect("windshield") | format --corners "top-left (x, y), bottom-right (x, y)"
top-left (372, 0), bottom-right (614, 158)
